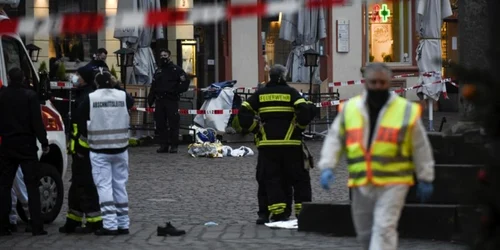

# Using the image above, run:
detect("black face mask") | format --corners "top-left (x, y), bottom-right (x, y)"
top-left (161, 58), bottom-right (170, 67)
top-left (367, 89), bottom-right (389, 107)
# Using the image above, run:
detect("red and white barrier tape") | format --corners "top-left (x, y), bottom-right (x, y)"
top-left (130, 107), bottom-right (239, 114)
top-left (0, 0), bottom-right (347, 36)
top-left (329, 72), bottom-right (439, 87)
top-left (50, 81), bottom-right (258, 92)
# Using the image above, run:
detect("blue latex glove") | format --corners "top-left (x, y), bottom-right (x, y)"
top-left (320, 169), bottom-right (335, 190)
top-left (416, 182), bottom-right (434, 203)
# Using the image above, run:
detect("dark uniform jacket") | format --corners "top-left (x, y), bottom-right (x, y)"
top-left (148, 62), bottom-right (189, 105)
top-left (235, 80), bottom-right (317, 147)
top-left (0, 85), bottom-right (48, 153)
top-left (69, 83), bottom-right (96, 155)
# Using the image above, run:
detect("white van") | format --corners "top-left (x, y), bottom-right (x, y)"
top-left (0, 3), bottom-right (67, 224)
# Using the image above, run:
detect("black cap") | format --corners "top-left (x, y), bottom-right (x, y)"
top-left (97, 48), bottom-right (108, 55)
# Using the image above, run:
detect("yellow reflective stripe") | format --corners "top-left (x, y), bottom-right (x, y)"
top-left (294, 98), bottom-right (306, 106)
top-left (248, 120), bottom-right (258, 132)
top-left (259, 94), bottom-right (291, 102)
top-left (258, 106), bottom-right (294, 113)
top-left (242, 101), bottom-right (256, 113)
top-left (78, 139), bottom-right (90, 148)
top-left (72, 123), bottom-right (78, 137)
top-left (297, 124), bottom-right (307, 129)
top-left (268, 203), bottom-right (286, 215)
top-left (284, 117), bottom-right (296, 141)
top-left (372, 176), bottom-right (414, 185)
top-left (257, 140), bottom-right (302, 146)
top-left (85, 216), bottom-right (102, 223)
top-left (260, 126), bottom-right (267, 141)
top-left (69, 139), bottom-right (75, 154)
top-left (67, 213), bottom-right (83, 222)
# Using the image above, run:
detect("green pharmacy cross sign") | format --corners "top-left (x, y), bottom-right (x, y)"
top-left (379, 4), bottom-right (391, 23)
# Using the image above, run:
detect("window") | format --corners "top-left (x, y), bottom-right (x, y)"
top-left (261, 13), bottom-right (294, 81)
top-left (364, 0), bottom-right (413, 64)
top-left (2, 36), bottom-right (38, 89)
top-left (48, 0), bottom-right (98, 62)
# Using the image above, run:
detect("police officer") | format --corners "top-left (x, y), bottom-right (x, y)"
top-left (148, 49), bottom-right (190, 154)
top-left (59, 67), bottom-right (102, 234)
top-left (78, 68), bottom-right (134, 236)
top-left (235, 64), bottom-right (316, 222)
top-left (0, 68), bottom-right (49, 236)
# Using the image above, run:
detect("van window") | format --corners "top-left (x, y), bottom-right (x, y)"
top-left (1, 36), bottom-right (38, 89)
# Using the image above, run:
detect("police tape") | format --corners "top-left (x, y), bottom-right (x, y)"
top-left (49, 81), bottom-right (258, 92)
top-left (328, 72), bottom-right (441, 87)
top-left (131, 107), bottom-right (239, 115)
top-left (0, 0), bottom-right (349, 36)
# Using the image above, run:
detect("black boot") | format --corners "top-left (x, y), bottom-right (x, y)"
top-left (157, 145), bottom-right (169, 153)
top-left (270, 213), bottom-right (288, 222)
top-left (256, 214), bottom-right (269, 225)
top-left (9, 224), bottom-right (17, 233)
top-left (169, 145), bottom-right (178, 153)
top-left (58, 218), bottom-right (80, 234)
top-left (157, 222), bottom-right (185, 236)
top-left (74, 221), bottom-right (102, 234)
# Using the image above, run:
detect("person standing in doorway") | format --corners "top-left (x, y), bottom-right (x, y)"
top-left (318, 63), bottom-right (435, 250)
top-left (148, 49), bottom-right (190, 154)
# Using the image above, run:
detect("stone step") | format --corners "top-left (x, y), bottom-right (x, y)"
top-left (298, 202), bottom-right (469, 241)
top-left (406, 164), bottom-right (482, 204)
top-left (427, 132), bottom-right (488, 165)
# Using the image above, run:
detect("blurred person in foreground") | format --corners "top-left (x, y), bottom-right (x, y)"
top-left (318, 63), bottom-right (435, 250)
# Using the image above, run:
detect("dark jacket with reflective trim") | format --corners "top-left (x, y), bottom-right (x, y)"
top-left (237, 80), bottom-right (316, 147)
top-left (70, 83), bottom-right (95, 154)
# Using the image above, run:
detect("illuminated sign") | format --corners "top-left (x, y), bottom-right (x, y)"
top-left (371, 4), bottom-right (391, 23)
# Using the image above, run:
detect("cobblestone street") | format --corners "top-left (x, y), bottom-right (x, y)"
top-left (0, 141), bottom-right (467, 249)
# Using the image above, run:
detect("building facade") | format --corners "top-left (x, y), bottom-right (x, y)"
top-left (229, 0), bottom-right (459, 101)
top-left (6, 0), bottom-right (458, 102)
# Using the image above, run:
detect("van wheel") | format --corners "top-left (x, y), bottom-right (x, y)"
top-left (16, 163), bottom-right (64, 224)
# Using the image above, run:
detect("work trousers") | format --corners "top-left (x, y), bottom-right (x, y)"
top-left (256, 157), bottom-right (293, 218)
top-left (66, 153), bottom-right (101, 223)
top-left (154, 99), bottom-right (180, 146)
top-left (259, 146), bottom-right (312, 217)
top-left (351, 184), bottom-right (409, 250)
top-left (0, 146), bottom-right (43, 232)
top-left (10, 167), bottom-right (30, 224)
top-left (90, 151), bottom-right (129, 230)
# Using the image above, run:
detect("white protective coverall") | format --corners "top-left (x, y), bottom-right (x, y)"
top-left (10, 167), bottom-right (30, 224)
top-left (318, 92), bottom-right (435, 250)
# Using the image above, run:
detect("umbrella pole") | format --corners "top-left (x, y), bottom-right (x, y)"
top-left (308, 66), bottom-right (313, 136)
top-left (428, 98), bottom-right (434, 131)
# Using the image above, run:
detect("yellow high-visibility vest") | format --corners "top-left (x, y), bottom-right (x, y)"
top-left (341, 95), bottom-right (421, 187)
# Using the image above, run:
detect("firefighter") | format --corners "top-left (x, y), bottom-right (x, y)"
top-left (78, 68), bottom-right (134, 236)
top-left (235, 64), bottom-right (316, 221)
top-left (318, 63), bottom-right (434, 250)
top-left (148, 49), bottom-right (190, 154)
top-left (59, 67), bottom-right (102, 234)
